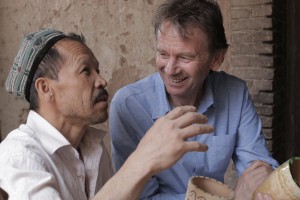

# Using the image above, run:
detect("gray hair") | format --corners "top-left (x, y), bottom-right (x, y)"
top-left (153, 0), bottom-right (228, 54)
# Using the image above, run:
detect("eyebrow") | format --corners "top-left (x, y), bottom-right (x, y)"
top-left (156, 48), bottom-right (197, 58)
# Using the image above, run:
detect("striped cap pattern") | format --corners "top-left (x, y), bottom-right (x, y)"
top-left (5, 28), bottom-right (66, 102)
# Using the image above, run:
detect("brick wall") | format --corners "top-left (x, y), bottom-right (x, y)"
top-left (223, 0), bottom-right (289, 188)
top-left (229, 0), bottom-right (286, 163)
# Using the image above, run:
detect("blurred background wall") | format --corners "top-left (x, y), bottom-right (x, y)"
top-left (0, 0), bottom-right (164, 139)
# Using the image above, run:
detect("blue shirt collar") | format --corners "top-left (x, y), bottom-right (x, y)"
top-left (152, 73), bottom-right (171, 119)
top-left (198, 73), bottom-right (215, 113)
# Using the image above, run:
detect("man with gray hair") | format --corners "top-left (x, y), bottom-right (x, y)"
top-left (109, 0), bottom-right (279, 199)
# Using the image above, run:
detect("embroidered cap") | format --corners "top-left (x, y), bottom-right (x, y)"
top-left (5, 28), bottom-right (66, 102)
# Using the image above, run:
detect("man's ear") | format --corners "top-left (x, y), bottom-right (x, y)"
top-left (35, 78), bottom-right (54, 102)
top-left (210, 48), bottom-right (228, 71)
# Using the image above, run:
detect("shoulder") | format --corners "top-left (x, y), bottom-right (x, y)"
top-left (112, 73), bottom-right (160, 105)
top-left (0, 126), bottom-right (48, 169)
top-left (0, 126), bottom-right (35, 152)
top-left (210, 71), bottom-right (246, 85)
top-left (209, 71), bottom-right (247, 92)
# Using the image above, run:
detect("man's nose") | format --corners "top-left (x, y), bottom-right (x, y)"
top-left (164, 58), bottom-right (178, 74)
top-left (95, 74), bottom-right (107, 88)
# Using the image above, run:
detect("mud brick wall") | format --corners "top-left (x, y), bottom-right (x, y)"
top-left (228, 0), bottom-right (285, 163)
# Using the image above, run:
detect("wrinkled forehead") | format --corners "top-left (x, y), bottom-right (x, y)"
top-left (158, 20), bottom-right (208, 41)
top-left (55, 39), bottom-right (98, 66)
top-left (157, 21), bottom-right (209, 50)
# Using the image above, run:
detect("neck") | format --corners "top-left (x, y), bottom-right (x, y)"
top-left (37, 108), bottom-right (87, 149)
top-left (169, 90), bottom-right (204, 108)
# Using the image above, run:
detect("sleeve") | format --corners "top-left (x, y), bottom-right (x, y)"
top-left (109, 94), bottom-right (187, 200)
top-left (232, 84), bottom-right (279, 175)
top-left (109, 96), bottom-right (142, 171)
top-left (0, 154), bottom-right (62, 200)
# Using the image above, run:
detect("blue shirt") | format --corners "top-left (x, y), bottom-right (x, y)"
top-left (109, 71), bottom-right (279, 200)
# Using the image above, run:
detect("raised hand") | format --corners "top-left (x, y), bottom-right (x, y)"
top-left (133, 105), bottom-right (213, 174)
top-left (94, 106), bottom-right (214, 200)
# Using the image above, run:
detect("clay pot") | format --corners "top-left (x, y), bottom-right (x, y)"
top-left (253, 157), bottom-right (300, 199)
top-left (185, 176), bottom-right (235, 200)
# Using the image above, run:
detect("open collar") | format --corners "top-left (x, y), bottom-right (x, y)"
top-left (26, 111), bottom-right (106, 155)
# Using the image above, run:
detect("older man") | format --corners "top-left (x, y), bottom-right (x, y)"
top-left (109, 0), bottom-right (279, 199)
top-left (0, 29), bottom-right (213, 200)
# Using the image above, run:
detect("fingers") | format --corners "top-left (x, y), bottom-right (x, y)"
top-left (243, 160), bottom-right (271, 174)
top-left (164, 106), bottom-right (209, 129)
top-left (184, 141), bottom-right (209, 152)
top-left (163, 106), bottom-right (213, 145)
top-left (181, 123), bottom-right (214, 139)
top-left (240, 161), bottom-right (272, 187)
top-left (174, 112), bottom-right (209, 128)
top-left (235, 160), bottom-right (273, 199)
top-left (256, 193), bottom-right (274, 200)
top-left (159, 106), bottom-right (213, 154)
top-left (164, 106), bottom-right (196, 120)
top-left (178, 125), bottom-right (212, 154)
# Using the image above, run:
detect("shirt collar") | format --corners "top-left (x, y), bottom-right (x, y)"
top-left (152, 73), bottom-right (172, 119)
top-left (26, 111), bottom-right (106, 155)
top-left (151, 72), bottom-right (215, 119)
top-left (79, 126), bottom-right (106, 150)
top-left (79, 126), bottom-right (106, 170)
top-left (26, 111), bottom-right (70, 155)
top-left (198, 73), bottom-right (215, 113)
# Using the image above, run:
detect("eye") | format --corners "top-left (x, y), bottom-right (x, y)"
top-left (179, 56), bottom-right (191, 63)
top-left (96, 69), bottom-right (100, 74)
top-left (81, 66), bottom-right (90, 75)
top-left (157, 51), bottom-right (169, 59)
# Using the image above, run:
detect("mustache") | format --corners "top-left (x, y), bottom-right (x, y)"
top-left (93, 88), bottom-right (108, 104)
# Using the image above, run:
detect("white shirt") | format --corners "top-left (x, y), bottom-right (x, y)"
top-left (0, 111), bottom-right (114, 200)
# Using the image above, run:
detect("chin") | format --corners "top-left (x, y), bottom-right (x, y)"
top-left (89, 118), bottom-right (107, 125)
top-left (98, 116), bottom-right (108, 124)
top-left (86, 112), bottom-right (108, 125)
top-left (166, 89), bottom-right (186, 97)
top-left (98, 112), bottom-right (108, 123)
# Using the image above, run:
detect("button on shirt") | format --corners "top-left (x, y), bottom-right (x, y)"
top-left (0, 111), bottom-right (114, 200)
top-left (109, 71), bottom-right (279, 200)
